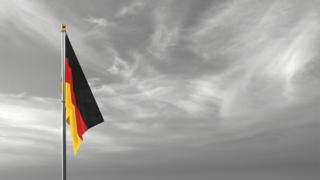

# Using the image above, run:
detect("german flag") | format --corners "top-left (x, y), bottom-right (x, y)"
top-left (65, 35), bottom-right (104, 155)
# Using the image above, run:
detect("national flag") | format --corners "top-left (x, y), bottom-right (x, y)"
top-left (65, 35), bottom-right (104, 156)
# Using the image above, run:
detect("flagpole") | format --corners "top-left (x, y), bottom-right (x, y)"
top-left (61, 23), bottom-right (67, 180)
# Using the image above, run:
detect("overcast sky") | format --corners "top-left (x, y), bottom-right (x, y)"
top-left (0, 0), bottom-right (319, 180)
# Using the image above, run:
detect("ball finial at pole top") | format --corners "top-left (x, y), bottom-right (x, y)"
top-left (61, 24), bottom-right (66, 32)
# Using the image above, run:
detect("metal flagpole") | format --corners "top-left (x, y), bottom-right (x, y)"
top-left (61, 23), bottom-right (67, 180)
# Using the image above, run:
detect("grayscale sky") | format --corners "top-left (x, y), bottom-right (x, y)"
top-left (0, 0), bottom-right (319, 180)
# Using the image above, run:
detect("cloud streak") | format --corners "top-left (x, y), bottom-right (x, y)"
top-left (0, 0), bottom-right (319, 179)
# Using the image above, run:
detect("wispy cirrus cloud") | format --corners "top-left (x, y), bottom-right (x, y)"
top-left (84, 17), bottom-right (113, 28)
top-left (0, 93), bottom-right (137, 167)
top-left (116, 1), bottom-right (145, 17)
top-left (1, 0), bottom-right (320, 179)
top-left (185, 0), bottom-right (320, 116)
top-left (0, 93), bottom-right (60, 166)
top-left (0, 0), bottom-right (60, 47)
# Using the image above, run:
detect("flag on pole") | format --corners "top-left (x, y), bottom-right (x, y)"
top-left (65, 34), bottom-right (104, 156)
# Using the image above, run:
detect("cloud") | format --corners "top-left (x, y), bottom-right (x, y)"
top-left (147, 6), bottom-right (180, 58)
top-left (0, 0), bottom-right (113, 74)
top-left (182, 0), bottom-right (320, 116)
top-left (84, 17), bottom-right (114, 28)
top-left (0, 0), bottom-right (61, 47)
top-left (0, 93), bottom-right (60, 166)
top-left (1, 0), bottom-right (320, 179)
top-left (0, 93), bottom-right (134, 167)
top-left (108, 56), bottom-right (131, 75)
top-left (116, 1), bottom-right (145, 17)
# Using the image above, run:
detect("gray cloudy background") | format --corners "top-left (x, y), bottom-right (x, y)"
top-left (0, 0), bottom-right (319, 179)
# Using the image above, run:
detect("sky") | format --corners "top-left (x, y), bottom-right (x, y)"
top-left (0, 0), bottom-right (319, 179)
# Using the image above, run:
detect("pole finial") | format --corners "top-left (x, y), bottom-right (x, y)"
top-left (61, 23), bottom-right (66, 32)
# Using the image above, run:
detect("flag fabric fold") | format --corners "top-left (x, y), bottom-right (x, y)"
top-left (65, 35), bottom-right (104, 156)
